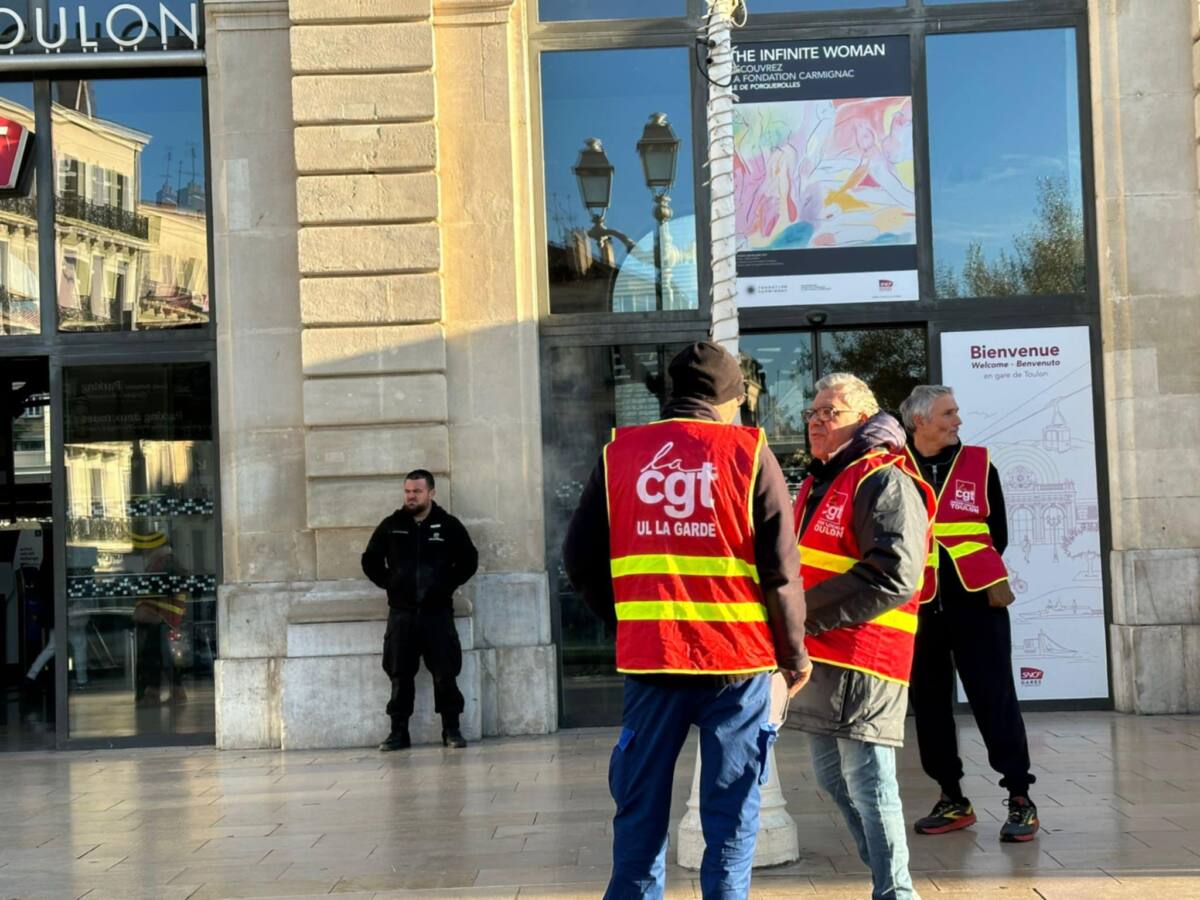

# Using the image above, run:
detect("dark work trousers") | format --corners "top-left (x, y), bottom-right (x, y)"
top-left (605, 673), bottom-right (773, 900)
top-left (909, 599), bottom-right (1034, 798)
top-left (382, 609), bottom-right (464, 723)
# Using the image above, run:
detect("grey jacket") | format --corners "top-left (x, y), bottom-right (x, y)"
top-left (785, 413), bottom-right (928, 747)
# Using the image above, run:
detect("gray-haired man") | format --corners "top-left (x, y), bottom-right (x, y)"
top-left (899, 385), bottom-right (1038, 843)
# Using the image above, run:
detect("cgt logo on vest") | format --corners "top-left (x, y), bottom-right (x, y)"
top-left (0, 118), bottom-right (31, 192)
top-left (814, 490), bottom-right (849, 539)
top-left (1020, 667), bottom-right (1044, 686)
top-left (949, 478), bottom-right (979, 514)
top-left (636, 442), bottom-right (717, 521)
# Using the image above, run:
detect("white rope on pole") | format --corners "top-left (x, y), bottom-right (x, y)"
top-left (704, 0), bottom-right (741, 356)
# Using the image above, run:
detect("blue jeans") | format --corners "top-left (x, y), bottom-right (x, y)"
top-left (809, 734), bottom-right (918, 900)
top-left (605, 674), bottom-right (774, 900)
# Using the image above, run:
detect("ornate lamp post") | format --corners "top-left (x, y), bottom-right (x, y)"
top-left (635, 113), bottom-right (680, 311)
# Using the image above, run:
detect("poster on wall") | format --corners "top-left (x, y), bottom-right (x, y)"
top-left (941, 326), bottom-right (1108, 702)
top-left (732, 36), bottom-right (918, 307)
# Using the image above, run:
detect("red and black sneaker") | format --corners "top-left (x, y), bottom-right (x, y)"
top-left (1000, 796), bottom-right (1039, 842)
top-left (914, 795), bottom-right (977, 835)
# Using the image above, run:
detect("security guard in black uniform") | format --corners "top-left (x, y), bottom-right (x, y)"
top-left (362, 469), bottom-right (478, 750)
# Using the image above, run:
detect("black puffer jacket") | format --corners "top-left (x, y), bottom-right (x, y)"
top-left (361, 502), bottom-right (478, 613)
top-left (785, 412), bottom-right (929, 747)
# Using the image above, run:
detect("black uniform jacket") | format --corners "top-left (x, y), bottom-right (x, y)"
top-left (786, 412), bottom-right (929, 747)
top-left (361, 502), bottom-right (479, 613)
top-left (560, 397), bottom-right (809, 675)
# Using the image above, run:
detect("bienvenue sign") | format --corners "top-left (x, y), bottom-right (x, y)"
top-left (0, 3), bottom-right (200, 52)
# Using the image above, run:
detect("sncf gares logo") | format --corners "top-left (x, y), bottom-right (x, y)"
top-left (0, 118), bottom-right (30, 192)
top-left (878, 278), bottom-right (894, 291)
top-left (1020, 667), bottom-right (1044, 686)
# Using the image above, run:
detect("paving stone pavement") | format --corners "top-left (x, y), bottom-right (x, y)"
top-left (0, 712), bottom-right (1198, 898)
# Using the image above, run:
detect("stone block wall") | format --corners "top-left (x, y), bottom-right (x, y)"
top-left (1095, 0), bottom-right (1200, 712)
top-left (209, 0), bottom-right (556, 748)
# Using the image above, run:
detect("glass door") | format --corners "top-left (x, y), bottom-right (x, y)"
top-left (741, 325), bottom-right (929, 485)
top-left (0, 358), bottom-right (52, 750)
top-left (61, 361), bottom-right (217, 740)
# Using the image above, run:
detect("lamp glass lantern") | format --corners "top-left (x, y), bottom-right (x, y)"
top-left (636, 113), bottom-right (680, 192)
top-left (573, 138), bottom-right (614, 215)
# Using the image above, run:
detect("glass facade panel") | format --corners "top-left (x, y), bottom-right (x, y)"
top-left (55, 77), bottom-right (208, 331)
top-left (740, 334), bottom-right (814, 485)
top-left (541, 49), bottom-right (698, 314)
top-left (817, 327), bottom-right (925, 413)
top-left (539, 0), bottom-right (680, 21)
top-left (64, 362), bottom-right (216, 739)
top-left (0, 82), bottom-right (39, 336)
top-left (544, 342), bottom-right (688, 724)
top-left (750, 0), bottom-right (904, 11)
top-left (740, 327), bottom-right (925, 483)
top-left (928, 29), bottom-right (1084, 298)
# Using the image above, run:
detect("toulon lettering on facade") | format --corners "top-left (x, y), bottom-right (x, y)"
top-left (636, 442), bottom-right (717, 520)
top-left (0, 3), bottom-right (200, 53)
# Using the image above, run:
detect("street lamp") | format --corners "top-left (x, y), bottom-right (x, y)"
top-left (636, 113), bottom-right (680, 311)
top-left (571, 115), bottom-right (682, 311)
top-left (573, 137), bottom-right (614, 225)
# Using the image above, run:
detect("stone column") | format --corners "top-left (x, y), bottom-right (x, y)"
top-left (211, 0), bottom-right (555, 748)
top-left (207, 0), bottom-right (312, 749)
top-left (1093, 0), bottom-right (1200, 711)
top-left (433, 0), bottom-right (556, 736)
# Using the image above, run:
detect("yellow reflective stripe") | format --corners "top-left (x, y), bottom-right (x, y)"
top-left (619, 665), bottom-right (775, 676)
top-left (611, 554), bottom-right (759, 583)
top-left (615, 600), bottom-right (768, 623)
top-left (808, 656), bottom-right (910, 687)
top-left (933, 522), bottom-right (990, 536)
top-left (871, 607), bottom-right (918, 634)
top-left (746, 428), bottom-right (766, 535)
top-left (945, 541), bottom-right (988, 560)
top-left (799, 546), bottom-right (857, 575)
top-left (925, 550), bottom-right (939, 567)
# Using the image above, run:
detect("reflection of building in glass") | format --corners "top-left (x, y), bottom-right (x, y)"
top-left (66, 440), bottom-right (214, 580)
top-left (0, 98), bottom-right (40, 335)
top-left (50, 83), bottom-right (207, 331)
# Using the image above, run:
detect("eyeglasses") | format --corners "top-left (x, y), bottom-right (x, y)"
top-left (801, 406), bottom-right (854, 424)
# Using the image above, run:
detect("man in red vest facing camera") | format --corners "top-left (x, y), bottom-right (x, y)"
top-left (788, 372), bottom-right (934, 900)
top-left (899, 384), bottom-right (1039, 843)
top-left (563, 341), bottom-right (810, 900)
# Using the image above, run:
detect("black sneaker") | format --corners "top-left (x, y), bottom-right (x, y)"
top-left (442, 728), bottom-right (467, 749)
top-left (914, 795), bottom-right (977, 835)
top-left (1000, 796), bottom-right (1039, 842)
top-left (379, 729), bottom-right (411, 752)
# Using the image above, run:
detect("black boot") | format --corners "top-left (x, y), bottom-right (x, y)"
top-left (379, 717), bottom-right (411, 752)
top-left (441, 714), bottom-right (467, 749)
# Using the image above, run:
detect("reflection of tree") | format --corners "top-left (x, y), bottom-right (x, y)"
top-left (1063, 528), bottom-right (1100, 576)
top-left (936, 176), bottom-right (1085, 298)
top-left (821, 328), bottom-right (927, 413)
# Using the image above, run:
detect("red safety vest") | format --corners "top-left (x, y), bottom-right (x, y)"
top-left (905, 444), bottom-right (1009, 599)
top-left (604, 418), bottom-right (776, 675)
top-left (793, 450), bottom-right (935, 686)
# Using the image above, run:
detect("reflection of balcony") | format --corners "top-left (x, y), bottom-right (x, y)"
top-left (56, 195), bottom-right (149, 240)
top-left (0, 195), bottom-right (37, 220)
